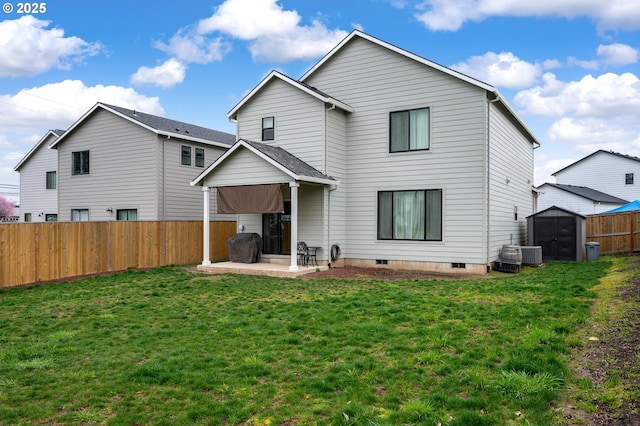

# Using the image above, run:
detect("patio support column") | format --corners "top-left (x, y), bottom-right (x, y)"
top-left (289, 181), bottom-right (299, 271)
top-left (202, 186), bottom-right (211, 266)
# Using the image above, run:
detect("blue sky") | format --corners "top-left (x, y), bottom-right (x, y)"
top-left (1, 0), bottom-right (639, 203)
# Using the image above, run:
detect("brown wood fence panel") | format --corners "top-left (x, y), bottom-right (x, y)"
top-left (0, 220), bottom-right (236, 288)
top-left (586, 211), bottom-right (640, 254)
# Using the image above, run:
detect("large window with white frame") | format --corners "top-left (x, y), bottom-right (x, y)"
top-left (389, 107), bottom-right (430, 153)
top-left (378, 189), bottom-right (442, 241)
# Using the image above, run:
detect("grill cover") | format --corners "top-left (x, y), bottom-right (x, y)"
top-left (227, 233), bottom-right (263, 263)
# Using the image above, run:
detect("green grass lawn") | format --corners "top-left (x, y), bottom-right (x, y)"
top-left (0, 261), bottom-right (610, 425)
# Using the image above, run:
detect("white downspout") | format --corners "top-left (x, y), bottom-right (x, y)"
top-left (202, 186), bottom-right (211, 266)
top-left (289, 181), bottom-right (300, 271)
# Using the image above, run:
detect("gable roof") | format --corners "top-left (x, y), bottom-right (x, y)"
top-left (227, 70), bottom-right (353, 120)
top-left (552, 150), bottom-right (640, 176)
top-left (14, 129), bottom-right (65, 171)
top-left (300, 30), bottom-right (540, 147)
top-left (50, 102), bottom-right (236, 149)
top-left (528, 205), bottom-right (586, 219)
top-left (538, 183), bottom-right (628, 204)
top-left (191, 139), bottom-right (337, 187)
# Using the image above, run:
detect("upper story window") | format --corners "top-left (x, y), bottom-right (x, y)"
top-left (195, 148), bottom-right (205, 167)
top-left (262, 117), bottom-right (274, 141)
top-left (626, 173), bottom-right (634, 185)
top-left (71, 209), bottom-right (89, 221)
top-left (181, 145), bottom-right (192, 166)
top-left (377, 189), bottom-right (442, 241)
top-left (390, 107), bottom-right (430, 153)
top-left (72, 151), bottom-right (89, 175)
top-left (117, 209), bottom-right (137, 221)
top-left (46, 171), bottom-right (56, 189)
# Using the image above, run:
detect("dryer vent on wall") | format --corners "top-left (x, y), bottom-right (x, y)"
top-left (521, 246), bottom-right (543, 266)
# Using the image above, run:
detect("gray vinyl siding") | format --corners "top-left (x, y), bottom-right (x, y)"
top-left (304, 36), bottom-right (489, 264)
top-left (325, 108), bottom-right (348, 254)
top-left (57, 109), bottom-right (159, 222)
top-left (488, 101), bottom-right (534, 258)
top-left (236, 78), bottom-right (326, 173)
top-left (536, 184), bottom-right (620, 215)
top-left (202, 148), bottom-right (293, 187)
top-left (17, 135), bottom-right (58, 222)
top-left (161, 137), bottom-right (229, 220)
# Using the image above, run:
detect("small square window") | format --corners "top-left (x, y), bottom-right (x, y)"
top-left (72, 151), bottom-right (89, 175)
top-left (181, 145), bottom-right (192, 166)
top-left (24, 213), bottom-right (31, 222)
top-left (626, 173), bottom-right (634, 185)
top-left (46, 171), bottom-right (56, 189)
top-left (195, 148), bottom-right (205, 167)
top-left (45, 214), bottom-right (57, 222)
top-left (390, 107), bottom-right (430, 152)
top-left (71, 209), bottom-right (89, 221)
top-left (262, 117), bottom-right (274, 141)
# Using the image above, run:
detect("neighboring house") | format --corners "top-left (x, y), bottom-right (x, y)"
top-left (192, 30), bottom-right (540, 274)
top-left (536, 183), bottom-right (628, 216)
top-left (537, 150), bottom-right (640, 214)
top-left (14, 129), bottom-right (64, 222)
top-left (49, 102), bottom-right (235, 222)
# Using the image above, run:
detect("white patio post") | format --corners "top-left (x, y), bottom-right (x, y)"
top-left (289, 181), bottom-right (299, 271)
top-left (202, 186), bottom-right (211, 266)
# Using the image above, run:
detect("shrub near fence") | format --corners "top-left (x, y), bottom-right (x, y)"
top-left (0, 220), bottom-right (236, 288)
top-left (586, 211), bottom-right (640, 254)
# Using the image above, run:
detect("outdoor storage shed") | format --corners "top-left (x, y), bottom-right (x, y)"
top-left (527, 206), bottom-right (586, 261)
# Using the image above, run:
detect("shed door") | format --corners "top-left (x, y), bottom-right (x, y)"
top-left (534, 217), bottom-right (577, 261)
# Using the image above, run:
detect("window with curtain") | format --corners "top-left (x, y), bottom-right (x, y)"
top-left (117, 209), bottom-right (137, 221)
top-left (262, 117), bottom-right (274, 141)
top-left (72, 151), bottom-right (90, 175)
top-left (390, 107), bottom-right (430, 152)
top-left (377, 189), bottom-right (442, 241)
top-left (46, 171), bottom-right (56, 189)
top-left (71, 209), bottom-right (89, 221)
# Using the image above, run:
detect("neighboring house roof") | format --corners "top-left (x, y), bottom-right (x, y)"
top-left (227, 70), bottom-right (353, 120)
top-left (299, 30), bottom-right (540, 147)
top-left (191, 139), bottom-right (336, 187)
top-left (14, 129), bottom-right (65, 171)
top-left (538, 183), bottom-right (629, 204)
top-left (50, 102), bottom-right (236, 149)
top-left (551, 150), bottom-right (640, 176)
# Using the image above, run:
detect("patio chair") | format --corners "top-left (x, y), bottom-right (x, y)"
top-left (297, 241), bottom-right (309, 266)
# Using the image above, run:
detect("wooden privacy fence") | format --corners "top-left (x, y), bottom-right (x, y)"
top-left (0, 220), bottom-right (236, 288)
top-left (586, 211), bottom-right (640, 255)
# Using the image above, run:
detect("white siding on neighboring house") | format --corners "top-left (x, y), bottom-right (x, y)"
top-left (554, 151), bottom-right (640, 201)
top-left (57, 109), bottom-right (159, 221)
top-left (536, 184), bottom-right (621, 215)
top-left (488, 101), bottom-right (534, 258)
top-left (16, 133), bottom-right (59, 222)
top-left (303, 35), bottom-right (490, 265)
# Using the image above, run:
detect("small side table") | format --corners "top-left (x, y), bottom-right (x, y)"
top-left (306, 246), bottom-right (321, 267)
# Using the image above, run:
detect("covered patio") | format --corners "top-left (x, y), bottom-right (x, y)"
top-left (190, 139), bottom-right (338, 276)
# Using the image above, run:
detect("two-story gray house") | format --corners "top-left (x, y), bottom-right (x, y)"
top-left (49, 102), bottom-right (235, 221)
top-left (192, 30), bottom-right (540, 274)
top-left (14, 129), bottom-right (65, 222)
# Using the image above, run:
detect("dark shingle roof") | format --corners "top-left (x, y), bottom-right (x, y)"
top-left (542, 183), bottom-right (629, 204)
top-left (102, 103), bottom-right (236, 146)
top-left (243, 140), bottom-right (334, 181)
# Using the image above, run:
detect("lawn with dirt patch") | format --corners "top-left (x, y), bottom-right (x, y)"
top-left (0, 259), bottom-right (633, 425)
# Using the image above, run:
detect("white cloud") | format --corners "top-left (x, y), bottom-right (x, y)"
top-left (597, 43), bottom-right (638, 66)
top-left (515, 72), bottom-right (640, 118)
top-left (414, 0), bottom-right (640, 32)
top-left (0, 16), bottom-right (102, 77)
top-left (451, 52), bottom-right (542, 89)
top-left (153, 30), bottom-right (231, 64)
top-left (131, 59), bottom-right (186, 88)
top-left (195, 0), bottom-right (348, 63)
top-left (0, 80), bottom-right (163, 133)
top-left (549, 117), bottom-right (638, 144)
